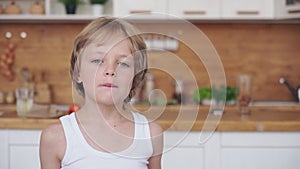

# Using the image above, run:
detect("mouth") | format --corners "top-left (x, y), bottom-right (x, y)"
top-left (99, 83), bottom-right (118, 88)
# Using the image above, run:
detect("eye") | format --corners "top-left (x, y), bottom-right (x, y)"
top-left (91, 59), bottom-right (103, 64)
top-left (118, 62), bottom-right (130, 68)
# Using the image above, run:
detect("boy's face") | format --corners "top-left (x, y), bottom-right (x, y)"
top-left (79, 38), bottom-right (135, 106)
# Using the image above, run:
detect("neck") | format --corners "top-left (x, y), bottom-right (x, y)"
top-left (98, 103), bottom-right (124, 120)
top-left (78, 100), bottom-right (129, 122)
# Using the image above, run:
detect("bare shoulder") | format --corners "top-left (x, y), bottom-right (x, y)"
top-left (40, 122), bottom-right (65, 168)
top-left (41, 121), bottom-right (64, 142)
top-left (40, 121), bottom-right (66, 160)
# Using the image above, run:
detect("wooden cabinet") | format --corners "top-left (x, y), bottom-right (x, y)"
top-left (168, 0), bottom-right (221, 20)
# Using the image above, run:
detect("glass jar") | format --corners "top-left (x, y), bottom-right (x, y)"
top-left (0, 91), bottom-right (4, 104)
top-left (5, 91), bottom-right (15, 104)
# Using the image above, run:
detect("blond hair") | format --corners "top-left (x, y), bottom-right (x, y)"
top-left (70, 16), bottom-right (147, 102)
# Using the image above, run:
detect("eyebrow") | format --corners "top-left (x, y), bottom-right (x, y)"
top-left (119, 54), bottom-right (130, 58)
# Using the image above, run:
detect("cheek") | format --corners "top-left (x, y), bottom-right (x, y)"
top-left (117, 71), bottom-right (134, 89)
top-left (80, 68), bottom-right (98, 86)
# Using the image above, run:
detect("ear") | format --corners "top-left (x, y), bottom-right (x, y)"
top-left (76, 75), bottom-right (82, 83)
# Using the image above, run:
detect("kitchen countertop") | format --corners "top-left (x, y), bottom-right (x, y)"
top-left (0, 104), bottom-right (300, 131)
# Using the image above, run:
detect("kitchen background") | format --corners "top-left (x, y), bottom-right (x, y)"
top-left (1, 1), bottom-right (300, 169)
top-left (0, 22), bottom-right (300, 104)
top-left (1, 0), bottom-right (300, 105)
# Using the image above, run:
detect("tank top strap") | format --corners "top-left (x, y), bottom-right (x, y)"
top-left (60, 113), bottom-right (81, 142)
top-left (132, 112), bottom-right (152, 140)
top-left (59, 113), bottom-right (78, 164)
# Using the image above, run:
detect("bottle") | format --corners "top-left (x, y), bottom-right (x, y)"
top-left (173, 79), bottom-right (183, 104)
top-left (143, 73), bottom-right (154, 103)
top-left (34, 71), bottom-right (51, 104)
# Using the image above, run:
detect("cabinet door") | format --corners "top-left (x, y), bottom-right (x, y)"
top-left (0, 130), bottom-right (9, 169)
top-left (113, 0), bottom-right (167, 18)
top-left (168, 0), bottom-right (221, 19)
top-left (220, 132), bottom-right (300, 169)
top-left (221, 148), bottom-right (300, 169)
top-left (163, 147), bottom-right (204, 169)
top-left (274, 0), bottom-right (300, 19)
top-left (8, 130), bottom-right (42, 169)
top-left (221, 0), bottom-right (274, 19)
top-left (163, 131), bottom-right (207, 169)
top-left (10, 146), bottom-right (40, 169)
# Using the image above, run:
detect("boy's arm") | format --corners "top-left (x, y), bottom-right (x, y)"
top-left (148, 121), bottom-right (164, 169)
top-left (39, 122), bottom-right (65, 169)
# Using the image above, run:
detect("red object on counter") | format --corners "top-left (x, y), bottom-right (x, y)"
top-left (69, 104), bottom-right (80, 114)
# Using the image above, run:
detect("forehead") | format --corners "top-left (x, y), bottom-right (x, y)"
top-left (90, 23), bottom-right (130, 44)
top-left (92, 29), bottom-right (133, 51)
top-left (84, 39), bottom-right (132, 57)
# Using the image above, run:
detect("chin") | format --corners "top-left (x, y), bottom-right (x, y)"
top-left (94, 89), bottom-right (129, 106)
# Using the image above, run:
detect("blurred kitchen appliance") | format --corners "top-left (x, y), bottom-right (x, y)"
top-left (279, 77), bottom-right (300, 102)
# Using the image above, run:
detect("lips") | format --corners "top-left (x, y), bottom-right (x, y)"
top-left (100, 83), bottom-right (118, 88)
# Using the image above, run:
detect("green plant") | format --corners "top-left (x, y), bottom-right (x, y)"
top-left (192, 87), bottom-right (212, 104)
top-left (212, 85), bottom-right (227, 103)
top-left (57, 0), bottom-right (83, 5)
top-left (226, 86), bottom-right (237, 102)
top-left (192, 86), bottom-right (237, 104)
top-left (212, 85), bottom-right (237, 104)
top-left (90, 0), bottom-right (107, 4)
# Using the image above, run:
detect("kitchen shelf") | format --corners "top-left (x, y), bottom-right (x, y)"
top-left (1, 14), bottom-right (300, 24)
top-left (1, 0), bottom-right (300, 24)
top-left (0, 14), bottom-right (99, 23)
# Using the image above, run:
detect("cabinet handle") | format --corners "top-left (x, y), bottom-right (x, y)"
top-left (183, 10), bottom-right (206, 15)
top-left (130, 10), bottom-right (151, 14)
top-left (288, 9), bottom-right (300, 14)
top-left (237, 11), bottom-right (259, 15)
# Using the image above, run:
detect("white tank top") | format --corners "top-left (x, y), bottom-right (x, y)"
top-left (59, 112), bottom-right (153, 169)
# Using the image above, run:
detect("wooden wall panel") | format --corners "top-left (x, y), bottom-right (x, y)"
top-left (0, 23), bottom-right (86, 104)
top-left (0, 22), bottom-right (299, 104)
top-left (198, 24), bottom-right (300, 101)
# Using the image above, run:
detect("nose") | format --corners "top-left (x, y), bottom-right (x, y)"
top-left (103, 64), bottom-right (116, 77)
top-left (105, 72), bottom-right (115, 77)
